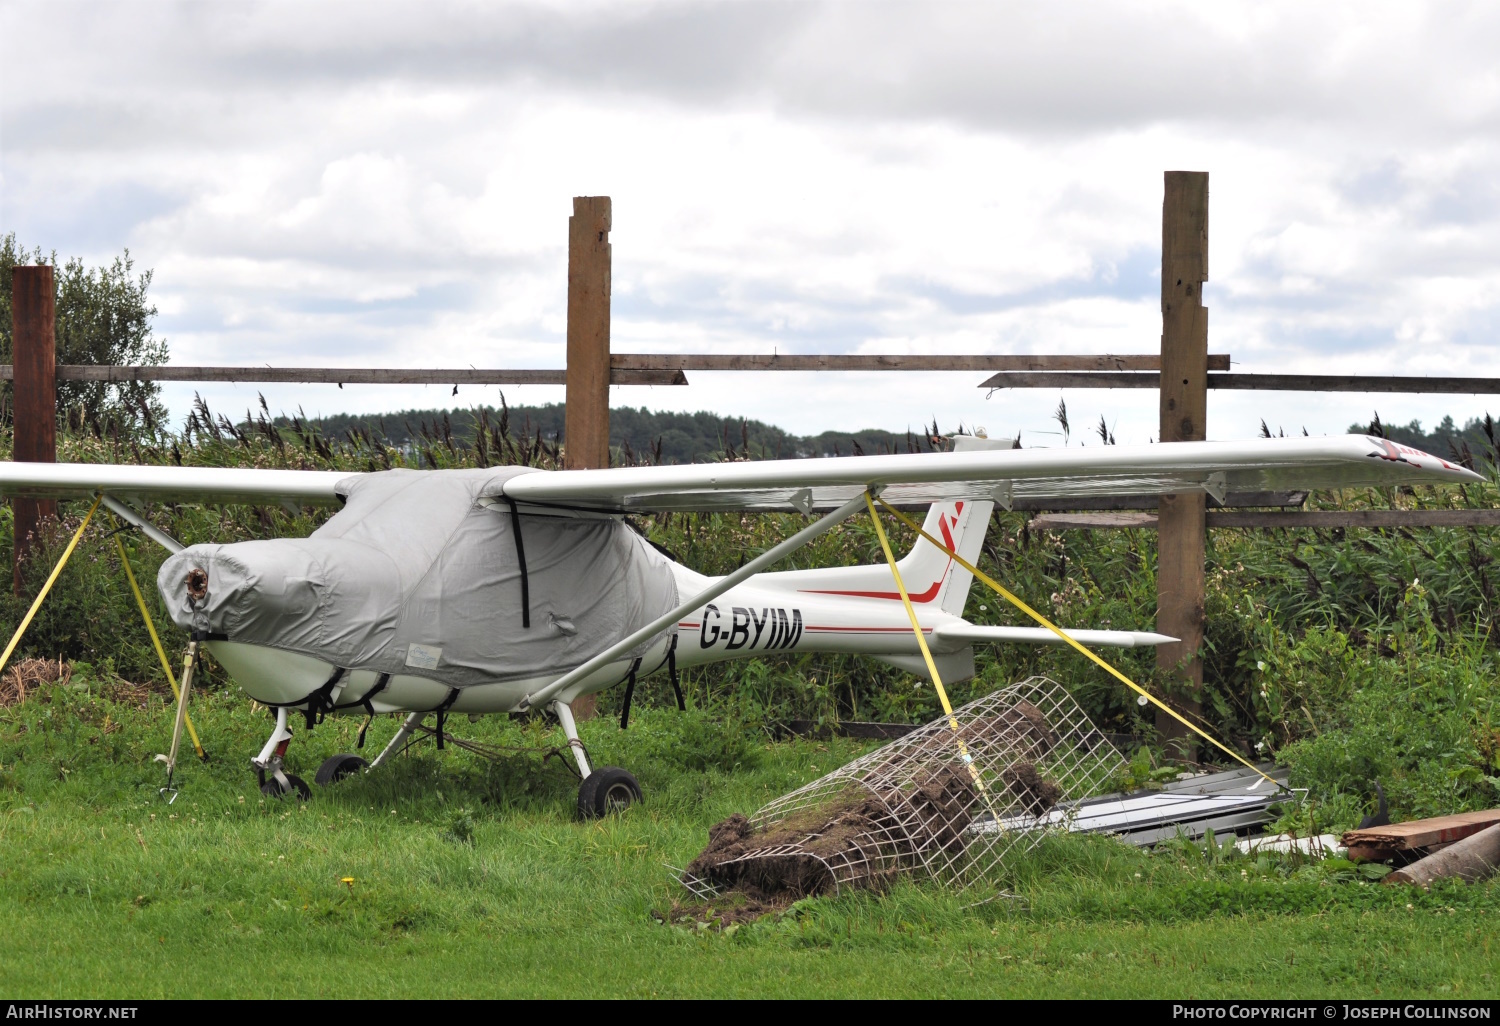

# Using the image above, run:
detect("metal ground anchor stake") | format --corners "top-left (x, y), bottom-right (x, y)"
top-left (158, 639), bottom-right (200, 803)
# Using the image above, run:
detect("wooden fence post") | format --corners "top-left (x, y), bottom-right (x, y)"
top-left (565, 197), bottom-right (612, 719)
top-left (10, 265), bottom-right (58, 598)
top-left (1156, 172), bottom-right (1209, 756)
top-left (566, 197), bottom-right (612, 471)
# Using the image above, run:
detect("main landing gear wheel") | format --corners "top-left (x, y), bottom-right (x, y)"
top-left (260, 772), bottom-right (311, 800)
top-left (315, 753), bottom-right (370, 786)
top-left (577, 766), bottom-right (642, 819)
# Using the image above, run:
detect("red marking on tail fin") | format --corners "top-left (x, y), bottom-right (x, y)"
top-left (938, 513), bottom-right (957, 551)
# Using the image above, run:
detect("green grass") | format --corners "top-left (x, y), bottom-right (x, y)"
top-left (7, 411), bottom-right (1500, 831)
top-left (2, 684), bottom-right (1497, 999)
top-left (3, 414), bottom-right (1500, 996)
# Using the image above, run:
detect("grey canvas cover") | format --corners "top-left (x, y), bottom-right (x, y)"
top-left (157, 468), bottom-right (680, 688)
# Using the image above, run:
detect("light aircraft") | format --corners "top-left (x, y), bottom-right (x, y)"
top-left (1, 432), bottom-right (1477, 815)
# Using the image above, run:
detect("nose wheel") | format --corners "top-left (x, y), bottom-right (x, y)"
top-left (259, 769), bottom-right (311, 800)
top-left (252, 706), bottom-right (309, 800)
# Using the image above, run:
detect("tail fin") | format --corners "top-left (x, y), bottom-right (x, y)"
top-left (897, 434), bottom-right (1011, 617)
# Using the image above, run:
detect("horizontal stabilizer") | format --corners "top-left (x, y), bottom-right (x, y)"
top-left (933, 624), bottom-right (1177, 648)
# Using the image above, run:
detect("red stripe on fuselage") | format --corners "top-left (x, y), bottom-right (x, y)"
top-left (803, 625), bottom-right (932, 633)
top-left (678, 623), bottom-right (930, 635)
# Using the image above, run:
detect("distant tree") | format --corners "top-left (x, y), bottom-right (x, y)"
top-left (0, 233), bottom-right (168, 434)
top-left (288, 402), bottom-right (954, 465)
top-left (1350, 410), bottom-right (1497, 468)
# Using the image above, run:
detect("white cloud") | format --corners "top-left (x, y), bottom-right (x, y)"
top-left (4, 0), bottom-right (1500, 446)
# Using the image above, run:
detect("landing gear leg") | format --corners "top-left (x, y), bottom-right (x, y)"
top-left (552, 700), bottom-right (592, 779)
top-left (556, 699), bottom-right (642, 819)
top-left (252, 707), bottom-right (309, 800)
top-left (366, 711), bottom-right (425, 771)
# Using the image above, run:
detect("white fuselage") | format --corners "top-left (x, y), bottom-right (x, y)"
top-left (208, 557), bottom-right (964, 716)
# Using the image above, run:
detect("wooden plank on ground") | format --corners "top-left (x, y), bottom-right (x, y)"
top-left (1342, 809), bottom-right (1500, 852)
top-left (1385, 824), bottom-right (1500, 886)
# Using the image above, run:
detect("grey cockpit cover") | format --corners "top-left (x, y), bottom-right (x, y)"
top-left (156, 468), bottom-right (680, 687)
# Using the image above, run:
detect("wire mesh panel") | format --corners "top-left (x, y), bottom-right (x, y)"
top-left (683, 678), bottom-right (1124, 898)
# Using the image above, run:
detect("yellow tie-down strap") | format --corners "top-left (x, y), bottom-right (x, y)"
top-left (862, 492), bottom-right (984, 789)
top-left (864, 492), bottom-right (1000, 816)
top-left (873, 495), bottom-right (1280, 790)
top-left (0, 496), bottom-right (103, 680)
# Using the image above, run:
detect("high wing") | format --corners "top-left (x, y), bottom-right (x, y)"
top-left (0, 435), bottom-right (1479, 512)
top-left (497, 435), bottom-right (1480, 512)
top-left (0, 461), bottom-right (355, 506)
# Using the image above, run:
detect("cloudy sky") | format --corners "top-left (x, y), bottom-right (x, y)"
top-left (3, 0), bottom-right (1499, 445)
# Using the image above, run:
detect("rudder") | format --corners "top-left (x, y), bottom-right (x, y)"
top-left (897, 434), bottom-right (1011, 617)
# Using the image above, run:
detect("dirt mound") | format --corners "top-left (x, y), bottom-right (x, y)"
top-left (673, 699), bottom-right (1073, 925)
top-left (0, 658), bottom-right (71, 707)
top-left (904, 701), bottom-right (1057, 763)
top-left (999, 701), bottom-right (1059, 755)
top-left (684, 765), bottom-right (978, 913)
top-left (1002, 761), bottom-right (1062, 814)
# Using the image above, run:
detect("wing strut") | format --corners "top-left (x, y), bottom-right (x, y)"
top-left (100, 494), bottom-right (184, 553)
top-left (518, 491), bottom-right (872, 711)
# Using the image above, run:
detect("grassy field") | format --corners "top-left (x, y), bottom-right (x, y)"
top-left (3, 411), bottom-right (1500, 997)
top-left (1, 682), bottom-right (1496, 999)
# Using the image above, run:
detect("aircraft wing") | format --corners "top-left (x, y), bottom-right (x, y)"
top-left (0, 435), bottom-right (1479, 513)
top-left (498, 435), bottom-right (1482, 512)
top-left (0, 461), bottom-right (355, 506)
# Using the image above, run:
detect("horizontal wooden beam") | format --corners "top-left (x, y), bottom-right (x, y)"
top-left (1211, 374), bottom-right (1500, 394)
top-left (612, 353), bottom-right (1232, 372)
top-left (980, 371), bottom-right (1500, 393)
top-left (1032, 512), bottom-right (1161, 530)
top-left (0, 356), bottom-right (1243, 383)
top-left (0, 366), bottom-right (687, 386)
top-left (1031, 509), bottom-right (1500, 531)
top-left (24, 362), bottom-right (1496, 394)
